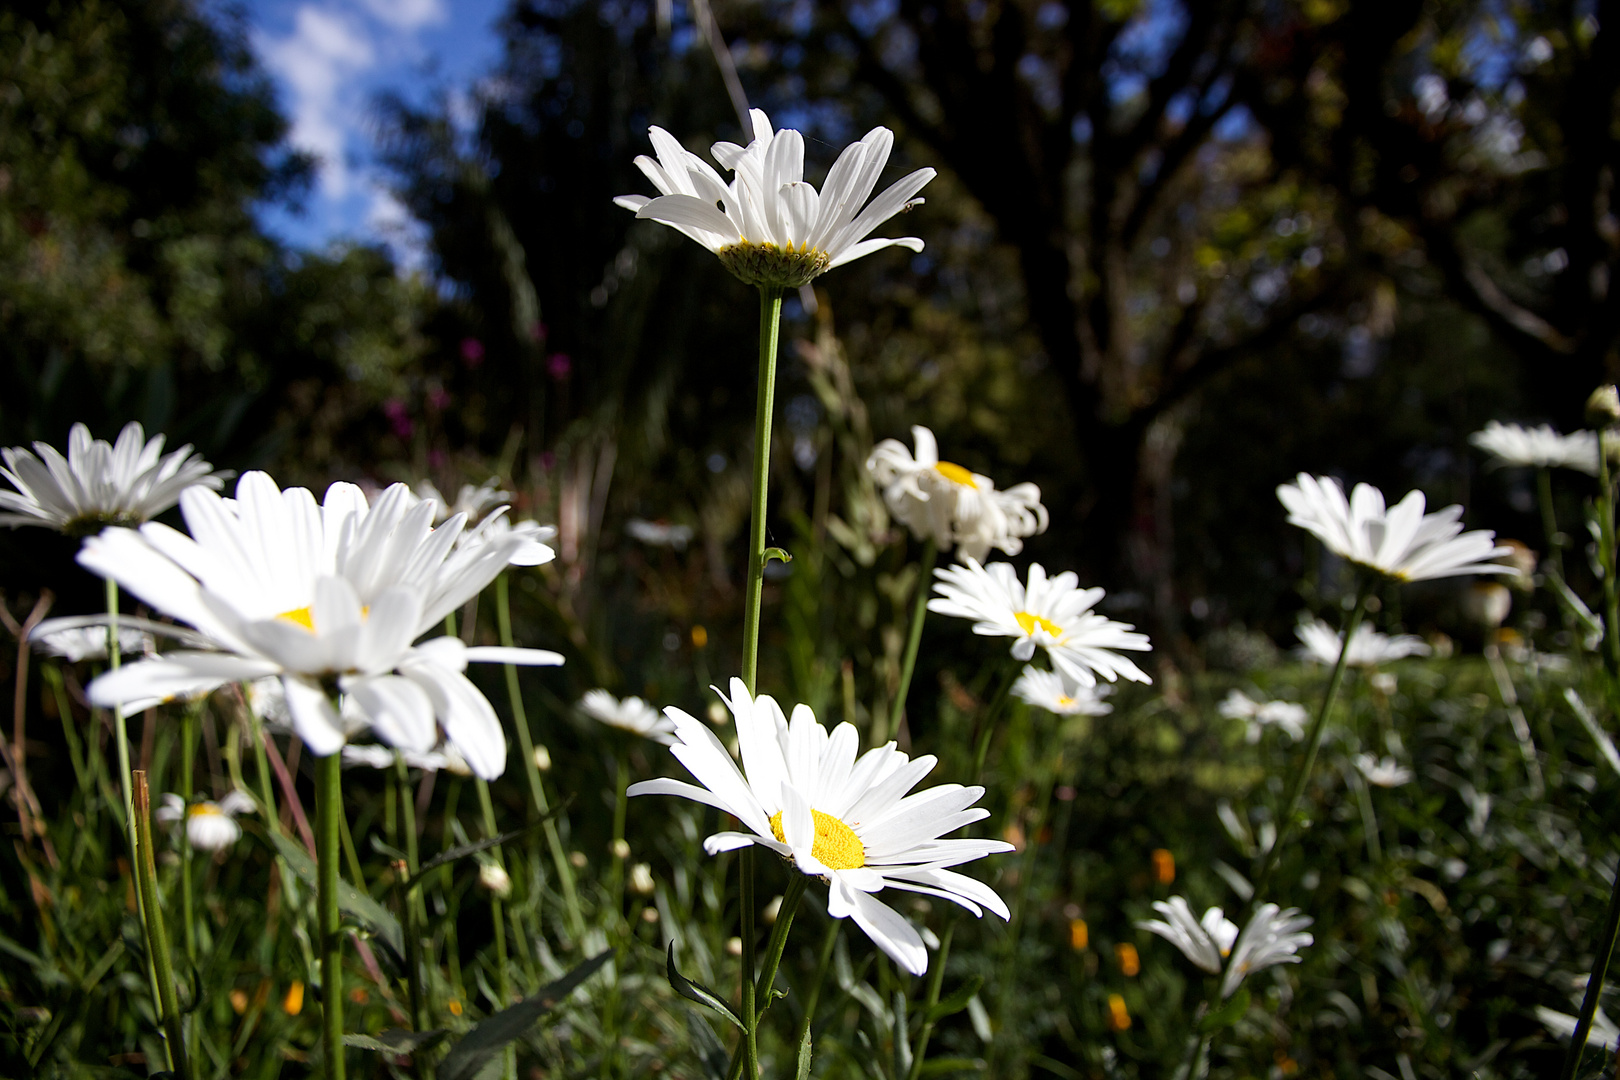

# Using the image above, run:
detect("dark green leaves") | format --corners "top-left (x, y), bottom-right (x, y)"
top-left (435, 951), bottom-right (611, 1080)
top-left (666, 943), bottom-right (744, 1031)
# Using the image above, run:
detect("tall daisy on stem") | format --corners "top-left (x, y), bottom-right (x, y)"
top-left (1265, 474), bottom-right (1508, 903)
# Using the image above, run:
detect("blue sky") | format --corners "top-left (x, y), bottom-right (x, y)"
top-left (239, 0), bottom-right (508, 263)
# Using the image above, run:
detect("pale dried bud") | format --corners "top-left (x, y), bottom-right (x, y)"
top-left (629, 862), bottom-right (655, 895)
top-left (533, 745), bottom-right (552, 772)
top-left (611, 839), bottom-right (631, 860)
top-left (1589, 385), bottom-right (1620, 425)
top-left (762, 895), bottom-right (783, 924)
top-left (479, 862), bottom-right (512, 898)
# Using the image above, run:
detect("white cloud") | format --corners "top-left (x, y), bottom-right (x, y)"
top-left (356, 0), bottom-right (446, 30)
top-left (256, 5), bottom-right (378, 197)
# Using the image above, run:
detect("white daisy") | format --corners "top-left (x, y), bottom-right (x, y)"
top-left (76, 471), bottom-right (564, 779)
top-left (580, 689), bottom-right (677, 744)
top-left (1012, 666), bottom-right (1113, 716)
top-left (413, 479), bottom-right (511, 524)
top-left (928, 559), bottom-right (1153, 689)
top-left (1219, 903), bottom-right (1314, 999)
top-left (0, 421), bottom-right (223, 535)
top-left (156, 791), bottom-right (256, 852)
top-left (1469, 421), bottom-right (1599, 475)
top-left (614, 109), bottom-right (935, 288)
top-left (1136, 897), bottom-right (1240, 974)
top-left (341, 742), bottom-right (472, 775)
top-left (866, 426), bottom-right (1048, 562)
top-left (1276, 474), bottom-right (1511, 582)
top-left (410, 482), bottom-right (555, 566)
top-left (1217, 690), bottom-right (1308, 743)
top-left (1353, 753), bottom-right (1414, 787)
top-left (30, 622), bottom-right (153, 663)
top-left (626, 518), bottom-right (695, 551)
top-left (628, 678), bottom-right (1012, 975)
top-left (1537, 1005), bottom-right (1620, 1052)
top-left (1295, 618), bottom-right (1430, 667)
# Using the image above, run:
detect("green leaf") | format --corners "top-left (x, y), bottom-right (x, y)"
top-left (345, 1028), bottom-right (449, 1055)
top-left (794, 1023), bottom-right (813, 1080)
top-left (918, 1059), bottom-right (987, 1076)
top-left (924, 975), bottom-right (984, 1024)
top-left (666, 944), bottom-right (744, 1031)
top-left (269, 830), bottom-right (405, 968)
top-left (764, 547), bottom-right (793, 564)
top-left (684, 1009), bottom-right (730, 1080)
top-left (1197, 986), bottom-right (1250, 1034)
top-left (435, 950), bottom-right (611, 1080)
top-left (892, 991), bottom-right (912, 1078)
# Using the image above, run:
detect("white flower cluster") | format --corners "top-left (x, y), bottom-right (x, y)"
top-left (1137, 897), bottom-right (1314, 999)
top-left (1218, 690), bottom-right (1307, 743)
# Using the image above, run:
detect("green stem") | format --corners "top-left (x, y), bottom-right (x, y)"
top-left (740, 849), bottom-right (760, 1078)
top-left (315, 752), bottom-right (347, 1080)
top-left (1561, 864), bottom-right (1620, 1079)
top-left (1598, 449), bottom-right (1620, 684)
top-left (496, 573), bottom-right (584, 941)
top-left (132, 771), bottom-right (190, 1080)
top-left (791, 917), bottom-right (840, 1066)
top-left (906, 921), bottom-right (955, 1080)
top-left (475, 777), bottom-right (515, 1080)
top-left (970, 664), bottom-right (1018, 783)
top-left (180, 705), bottom-right (197, 962)
top-left (883, 539), bottom-right (936, 747)
top-left (753, 873), bottom-right (807, 1022)
top-left (395, 755), bottom-right (427, 1037)
top-left (1251, 584), bottom-right (1371, 906)
top-left (742, 286), bottom-right (784, 695)
top-left (1538, 467), bottom-right (1567, 583)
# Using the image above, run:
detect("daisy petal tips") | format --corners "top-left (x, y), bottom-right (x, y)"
top-left (628, 678), bottom-right (1012, 975)
top-left (1276, 473), bottom-right (1511, 582)
top-left (615, 109), bottom-right (935, 289)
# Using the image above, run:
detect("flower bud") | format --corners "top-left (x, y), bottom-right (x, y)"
top-left (629, 862), bottom-right (655, 895)
top-left (611, 838), bottom-right (631, 860)
top-left (533, 744), bottom-right (552, 772)
top-left (1588, 385), bottom-right (1620, 425)
top-left (479, 862), bottom-right (512, 898)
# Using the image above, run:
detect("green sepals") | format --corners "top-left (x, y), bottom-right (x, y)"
top-left (716, 241), bottom-right (831, 288)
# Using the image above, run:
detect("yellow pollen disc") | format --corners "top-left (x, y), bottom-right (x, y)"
top-left (1015, 611), bottom-right (1063, 638)
top-left (769, 808), bottom-right (866, 870)
top-left (277, 606), bottom-right (316, 631)
top-left (1056, 696), bottom-right (1075, 708)
top-left (933, 461), bottom-right (979, 488)
top-left (188, 803), bottom-right (223, 818)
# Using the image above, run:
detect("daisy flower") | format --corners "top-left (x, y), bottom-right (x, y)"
top-left (1136, 897), bottom-right (1239, 974)
top-left (626, 518), bottom-right (695, 551)
top-left (628, 678), bottom-right (1012, 975)
top-left (1012, 666), bottom-right (1113, 716)
top-left (615, 109), bottom-right (935, 288)
top-left (1217, 690), bottom-right (1308, 743)
top-left (1277, 474), bottom-right (1510, 582)
top-left (0, 421), bottom-right (224, 536)
top-left (929, 559), bottom-right (1153, 688)
top-left (1295, 618), bottom-right (1430, 667)
top-left (30, 622), bottom-right (153, 663)
top-left (156, 791), bottom-right (256, 852)
top-left (867, 426), bottom-right (1047, 562)
top-left (77, 471), bottom-right (563, 779)
top-left (1353, 753), bottom-right (1413, 787)
top-left (1219, 903), bottom-right (1314, 999)
top-left (1469, 421), bottom-right (1599, 475)
top-left (413, 478), bottom-right (511, 524)
top-left (1538, 1005), bottom-right (1620, 1052)
top-left (341, 742), bottom-right (472, 775)
top-left (581, 689), bottom-right (677, 744)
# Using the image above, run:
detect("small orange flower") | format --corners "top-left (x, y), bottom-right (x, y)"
top-left (448, 999), bottom-right (464, 1016)
top-left (1115, 942), bottom-right (1140, 976)
top-left (1107, 993), bottom-right (1131, 1031)
top-left (691, 625), bottom-right (709, 648)
top-left (282, 981), bottom-right (304, 1016)
top-left (348, 987), bottom-right (369, 1005)
top-left (1069, 918), bottom-right (1089, 951)
top-left (1152, 848), bottom-right (1175, 884)
top-left (229, 989), bottom-right (249, 1015)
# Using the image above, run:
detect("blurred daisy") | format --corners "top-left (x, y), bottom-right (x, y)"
top-left (78, 472), bottom-right (564, 779)
top-left (30, 622), bottom-right (153, 663)
top-left (1354, 753), bottom-right (1413, 787)
top-left (629, 678), bottom-right (1012, 975)
top-left (581, 689), bottom-right (677, 744)
top-left (1013, 666), bottom-right (1113, 716)
top-left (929, 560), bottom-right (1152, 688)
top-left (1220, 903), bottom-right (1314, 999)
top-left (413, 479), bottom-right (511, 524)
top-left (1276, 474), bottom-right (1510, 581)
top-left (341, 743), bottom-right (472, 775)
top-left (626, 518), bottom-right (695, 551)
top-left (0, 422), bottom-right (224, 536)
top-left (1218, 690), bottom-right (1308, 742)
top-left (1537, 1005), bottom-right (1620, 1052)
top-left (156, 791), bottom-right (255, 852)
top-left (1469, 421), bottom-right (1599, 475)
top-left (410, 482), bottom-right (554, 566)
top-left (1136, 897), bottom-right (1239, 974)
top-left (1295, 618), bottom-right (1430, 667)
top-left (615, 109), bottom-right (935, 288)
top-left (867, 426), bottom-right (1047, 562)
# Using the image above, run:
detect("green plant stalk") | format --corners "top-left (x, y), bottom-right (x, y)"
top-left (884, 538), bottom-right (937, 747)
top-left (739, 849), bottom-right (760, 1078)
top-left (742, 286), bottom-right (784, 694)
top-left (315, 752), bottom-right (347, 1080)
top-left (970, 664), bottom-right (1019, 783)
top-left (752, 872), bottom-right (807, 1022)
top-left (394, 755), bottom-right (427, 1037)
top-left (905, 920), bottom-right (955, 1080)
top-left (495, 572), bottom-right (584, 940)
top-left (475, 777), bottom-right (516, 1080)
top-left (1538, 467), bottom-right (1567, 582)
top-left (791, 917), bottom-right (841, 1065)
top-left (179, 704), bottom-right (197, 961)
top-left (1251, 582), bottom-right (1371, 906)
top-left (132, 771), bottom-right (190, 1080)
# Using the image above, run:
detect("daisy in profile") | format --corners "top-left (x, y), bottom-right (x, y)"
top-left (1295, 618), bottom-right (1430, 667)
top-left (1276, 474), bottom-right (1510, 582)
top-left (1469, 421), bottom-right (1599, 475)
top-left (342, 743), bottom-right (472, 775)
top-left (867, 426), bottom-right (1047, 563)
top-left (78, 472), bottom-right (563, 779)
top-left (1354, 753), bottom-right (1414, 787)
top-left (580, 689), bottom-right (677, 744)
top-left (615, 109), bottom-right (935, 288)
top-left (0, 421), bottom-right (223, 536)
top-left (1136, 897), bottom-right (1239, 975)
top-left (1217, 690), bottom-right (1308, 742)
top-left (411, 481), bottom-right (555, 566)
top-left (1219, 904), bottom-right (1314, 999)
top-left (629, 679), bottom-right (1012, 975)
top-left (1013, 666), bottom-right (1113, 716)
top-left (30, 623), bottom-right (153, 663)
top-left (929, 560), bottom-right (1152, 688)
top-left (156, 791), bottom-right (256, 852)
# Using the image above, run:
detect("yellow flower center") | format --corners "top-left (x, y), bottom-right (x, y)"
top-left (933, 461), bottom-right (979, 488)
top-left (1015, 611), bottom-right (1063, 638)
top-left (769, 808), bottom-right (866, 870)
top-left (1056, 695), bottom-right (1075, 708)
top-left (277, 606), bottom-right (316, 631)
top-left (188, 803), bottom-right (223, 819)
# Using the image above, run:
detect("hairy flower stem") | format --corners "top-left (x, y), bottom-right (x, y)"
top-left (1251, 583), bottom-right (1371, 907)
top-left (884, 538), bottom-right (937, 746)
top-left (742, 286), bottom-right (784, 694)
top-left (315, 752), bottom-right (347, 1080)
top-left (496, 573), bottom-right (585, 941)
top-left (132, 771), bottom-right (190, 1080)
